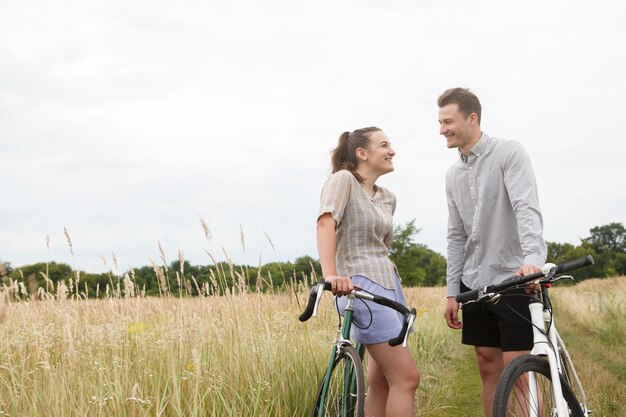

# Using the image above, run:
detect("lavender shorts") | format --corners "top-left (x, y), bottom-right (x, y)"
top-left (335, 274), bottom-right (410, 345)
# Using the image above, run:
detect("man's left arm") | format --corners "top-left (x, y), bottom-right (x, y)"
top-left (502, 141), bottom-right (547, 274)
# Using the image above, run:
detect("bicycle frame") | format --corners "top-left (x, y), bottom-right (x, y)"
top-left (526, 290), bottom-right (589, 417)
top-left (301, 281), bottom-right (415, 417)
top-left (317, 293), bottom-right (366, 417)
top-left (456, 257), bottom-right (595, 417)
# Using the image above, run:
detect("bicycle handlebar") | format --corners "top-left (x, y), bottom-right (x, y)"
top-left (299, 281), bottom-right (416, 347)
top-left (455, 255), bottom-right (594, 304)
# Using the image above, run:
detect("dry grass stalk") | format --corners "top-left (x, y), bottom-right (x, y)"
top-left (39, 271), bottom-right (54, 294)
top-left (199, 216), bottom-right (212, 241)
top-left (123, 273), bottom-right (135, 298)
top-left (239, 223), bottom-right (246, 252)
top-left (263, 230), bottom-right (276, 252)
top-left (0, 292), bottom-right (7, 323)
top-left (178, 250), bottom-right (185, 276)
top-left (256, 254), bottom-right (263, 292)
top-left (208, 269), bottom-right (218, 294)
top-left (157, 241), bottom-right (168, 272)
top-left (175, 271), bottom-right (182, 294)
top-left (56, 280), bottom-right (68, 300)
top-left (63, 226), bottom-right (74, 255)
top-left (191, 275), bottom-right (201, 296)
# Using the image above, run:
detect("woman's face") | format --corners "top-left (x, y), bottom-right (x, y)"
top-left (359, 131), bottom-right (395, 175)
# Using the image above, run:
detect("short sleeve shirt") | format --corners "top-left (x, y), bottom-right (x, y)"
top-left (318, 170), bottom-right (399, 289)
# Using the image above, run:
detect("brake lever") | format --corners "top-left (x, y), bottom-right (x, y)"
top-left (402, 313), bottom-right (416, 347)
top-left (548, 274), bottom-right (574, 284)
top-left (311, 283), bottom-right (325, 317)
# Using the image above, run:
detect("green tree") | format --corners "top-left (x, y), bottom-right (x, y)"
top-left (583, 222), bottom-right (626, 276)
top-left (585, 222), bottom-right (626, 254)
top-left (546, 241), bottom-right (601, 280)
top-left (389, 220), bottom-right (447, 287)
top-left (8, 262), bottom-right (73, 288)
top-left (0, 260), bottom-right (12, 279)
top-left (293, 255), bottom-right (322, 281)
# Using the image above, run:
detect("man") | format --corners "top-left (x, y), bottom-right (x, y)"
top-left (438, 87), bottom-right (547, 417)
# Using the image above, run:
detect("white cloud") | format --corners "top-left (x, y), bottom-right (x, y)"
top-left (1, 0), bottom-right (625, 272)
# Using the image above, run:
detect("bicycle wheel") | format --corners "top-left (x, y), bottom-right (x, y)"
top-left (312, 345), bottom-right (365, 417)
top-left (493, 354), bottom-right (584, 417)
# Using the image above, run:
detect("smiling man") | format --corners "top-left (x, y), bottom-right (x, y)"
top-left (437, 87), bottom-right (547, 417)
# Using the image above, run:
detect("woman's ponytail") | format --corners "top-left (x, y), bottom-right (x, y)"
top-left (330, 127), bottom-right (381, 183)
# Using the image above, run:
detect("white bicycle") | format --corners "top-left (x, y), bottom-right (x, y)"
top-left (456, 255), bottom-right (595, 417)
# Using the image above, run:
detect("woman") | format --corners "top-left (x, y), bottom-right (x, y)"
top-left (317, 126), bottom-right (420, 417)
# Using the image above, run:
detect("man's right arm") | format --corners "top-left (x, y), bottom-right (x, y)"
top-left (445, 184), bottom-right (466, 298)
top-left (444, 181), bottom-right (466, 330)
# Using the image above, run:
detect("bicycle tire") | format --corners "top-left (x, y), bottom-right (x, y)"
top-left (311, 345), bottom-right (365, 417)
top-left (493, 354), bottom-right (584, 417)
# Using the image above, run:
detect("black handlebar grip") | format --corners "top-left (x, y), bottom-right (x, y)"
top-left (298, 281), bottom-right (332, 322)
top-left (555, 255), bottom-right (594, 274)
top-left (388, 308), bottom-right (416, 347)
top-left (455, 289), bottom-right (479, 303)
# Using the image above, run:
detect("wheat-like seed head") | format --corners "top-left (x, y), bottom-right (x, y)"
top-left (199, 216), bottom-right (212, 241)
top-left (239, 223), bottom-right (246, 252)
top-left (178, 250), bottom-right (185, 276)
top-left (63, 227), bottom-right (74, 255)
top-left (157, 241), bottom-right (168, 272)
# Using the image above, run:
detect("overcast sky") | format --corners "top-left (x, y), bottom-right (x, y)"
top-left (1, 0), bottom-right (625, 274)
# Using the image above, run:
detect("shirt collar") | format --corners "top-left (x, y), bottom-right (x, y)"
top-left (459, 132), bottom-right (491, 163)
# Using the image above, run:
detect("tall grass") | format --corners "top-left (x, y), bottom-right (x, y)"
top-left (550, 277), bottom-right (626, 416)
top-left (0, 271), bottom-right (624, 416)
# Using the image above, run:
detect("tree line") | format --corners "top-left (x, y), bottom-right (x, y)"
top-left (1, 222), bottom-right (624, 299)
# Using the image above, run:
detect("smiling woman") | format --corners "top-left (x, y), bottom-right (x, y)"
top-left (316, 127), bottom-right (421, 416)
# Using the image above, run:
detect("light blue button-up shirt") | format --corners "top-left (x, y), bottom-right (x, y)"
top-left (445, 133), bottom-right (547, 297)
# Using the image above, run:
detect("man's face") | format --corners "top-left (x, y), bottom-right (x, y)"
top-left (438, 104), bottom-right (474, 151)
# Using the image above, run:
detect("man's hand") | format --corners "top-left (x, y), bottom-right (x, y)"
top-left (516, 264), bottom-right (542, 293)
top-left (444, 297), bottom-right (463, 330)
top-left (516, 264), bottom-right (541, 276)
top-left (325, 275), bottom-right (353, 295)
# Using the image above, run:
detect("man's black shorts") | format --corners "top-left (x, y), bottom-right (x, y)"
top-left (460, 281), bottom-right (534, 352)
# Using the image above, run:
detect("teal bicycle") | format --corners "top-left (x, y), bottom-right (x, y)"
top-left (299, 281), bottom-right (416, 417)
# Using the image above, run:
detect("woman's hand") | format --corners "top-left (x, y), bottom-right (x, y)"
top-left (325, 275), bottom-right (353, 295)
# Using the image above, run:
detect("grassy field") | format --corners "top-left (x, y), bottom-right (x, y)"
top-left (0, 277), bottom-right (624, 416)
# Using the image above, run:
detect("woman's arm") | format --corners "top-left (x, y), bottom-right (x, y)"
top-left (317, 213), bottom-right (353, 295)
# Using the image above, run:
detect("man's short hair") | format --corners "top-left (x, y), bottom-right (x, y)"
top-left (437, 87), bottom-right (482, 124)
